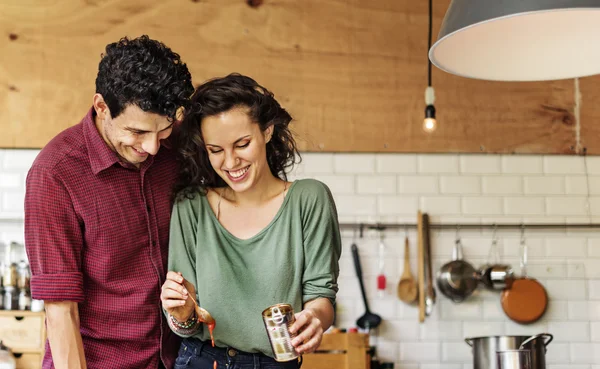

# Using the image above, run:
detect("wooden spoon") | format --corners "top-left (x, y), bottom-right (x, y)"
top-left (397, 236), bottom-right (418, 303)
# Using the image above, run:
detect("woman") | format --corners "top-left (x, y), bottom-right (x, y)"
top-left (160, 73), bottom-right (341, 369)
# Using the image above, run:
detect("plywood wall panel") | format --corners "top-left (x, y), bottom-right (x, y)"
top-left (578, 75), bottom-right (600, 155)
top-left (0, 0), bottom-right (588, 154)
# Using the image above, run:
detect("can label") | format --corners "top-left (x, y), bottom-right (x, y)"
top-left (262, 303), bottom-right (299, 362)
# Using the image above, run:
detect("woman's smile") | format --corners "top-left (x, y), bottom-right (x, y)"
top-left (225, 166), bottom-right (250, 182)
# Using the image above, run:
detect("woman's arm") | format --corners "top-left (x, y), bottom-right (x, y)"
top-left (292, 180), bottom-right (342, 354)
top-left (163, 197), bottom-right (202, 337)
top-left (290, 297), bottom-right (334, 354)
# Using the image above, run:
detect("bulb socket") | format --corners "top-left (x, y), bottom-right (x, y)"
top-left (425, 104), bottom-right (436, 119)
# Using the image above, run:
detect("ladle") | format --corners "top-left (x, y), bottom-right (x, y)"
top-left (351, 243), bottom-right (382, 330)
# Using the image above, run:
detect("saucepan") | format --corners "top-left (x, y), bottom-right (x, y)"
top-left (479, 229), bottom-right (514, 290)
top-left (436, 234), bottom-right (478, 303)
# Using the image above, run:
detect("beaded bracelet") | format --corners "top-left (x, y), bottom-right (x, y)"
top-left (169, 311), bottom-right (197, 329)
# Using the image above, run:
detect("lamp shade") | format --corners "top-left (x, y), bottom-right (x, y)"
top-left (428, 0), bottom-right (600, 81)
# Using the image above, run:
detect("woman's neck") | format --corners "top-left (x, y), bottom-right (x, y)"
top-left (226, 174), bottom-right (285, 207)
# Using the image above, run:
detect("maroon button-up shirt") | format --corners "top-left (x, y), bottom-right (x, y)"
top-left (24, 108), bottom-right (180, 369)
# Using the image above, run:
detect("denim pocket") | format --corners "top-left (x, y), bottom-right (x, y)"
top-left (174, 343), bottom-right (193, 369)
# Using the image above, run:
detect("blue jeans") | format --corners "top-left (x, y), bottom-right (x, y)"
top-left (174, 338), bottom-right (302, 369)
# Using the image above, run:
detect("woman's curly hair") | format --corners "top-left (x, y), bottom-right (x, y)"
top-left (174, 73), bottom-right (301, 200)
top-left (95, 35), bottom-right (194, 120)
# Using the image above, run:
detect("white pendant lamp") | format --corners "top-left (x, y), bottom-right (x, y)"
top-left (428, 0), bottom-right (600, 81)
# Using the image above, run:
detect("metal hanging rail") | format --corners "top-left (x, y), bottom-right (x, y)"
top-left (339, 222), bottom-right (600, 235)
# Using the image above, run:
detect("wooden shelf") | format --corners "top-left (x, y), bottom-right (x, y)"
top-left (303, 333), bottom-right (370, 369)
top-left (0, 310), bottom-right (44, 317)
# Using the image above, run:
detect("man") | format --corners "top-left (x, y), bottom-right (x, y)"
top-left (24, 35), bottom-right (194, 369)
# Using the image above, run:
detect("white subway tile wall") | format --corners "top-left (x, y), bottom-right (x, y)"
top-left (2, 149), bottom-right (600, 366)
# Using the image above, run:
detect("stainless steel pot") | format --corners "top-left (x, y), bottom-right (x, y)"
top-left (465, 333), bottom-right (553, 369)
top-left (437, 238), bottom-right (478, 302)
top-left (480, 264), bottom-right (514, 290)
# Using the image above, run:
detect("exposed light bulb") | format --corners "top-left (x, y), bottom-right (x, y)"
top-left (423, 86), bottom-right (437, 133)
top-left (423, 116), bottom-right (437, 132)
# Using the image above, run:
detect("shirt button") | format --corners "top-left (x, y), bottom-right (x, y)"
top-left (227, 349), bottom-right (237, 357)
top-left (146, 205), bottom-right (151, 213)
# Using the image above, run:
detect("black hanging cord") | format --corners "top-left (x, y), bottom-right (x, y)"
top-left (428, 0), bottom-right (433, 87)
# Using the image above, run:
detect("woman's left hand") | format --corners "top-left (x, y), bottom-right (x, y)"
top-left (289, 309), bottom-right (323, 355)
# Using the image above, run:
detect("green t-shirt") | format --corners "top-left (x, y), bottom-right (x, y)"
top-left (167, 179), bottom-right (342, 356)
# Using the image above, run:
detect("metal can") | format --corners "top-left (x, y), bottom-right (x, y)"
top-left (262, 303), bottom-right (299, 362)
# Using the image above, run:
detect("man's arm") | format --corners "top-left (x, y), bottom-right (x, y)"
top-left (45, 301), bottom-right (87, 369)
top-left (25, 166), bottom-right (87, 367)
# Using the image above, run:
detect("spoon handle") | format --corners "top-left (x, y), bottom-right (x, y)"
top-left (351, 243), bottom-right (371, 312)
top-left (404, 237), bottom-right (411, 272)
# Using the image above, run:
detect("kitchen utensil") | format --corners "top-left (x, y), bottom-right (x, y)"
top-left (436, 229), bottom-right (478, 303)
top-left (377, 231), bottom-right (387, 298)
top-left (397, 236), bottom-right (417, 303)
top-left (188, 291), bottom-right (217, 348)
top-left (496, 350), bottom-right (532, 369)
top-left (479, 228), bottom-right (515, 290)
top-left (465, 333), bottom-right (552, 369)
top-left (501, 276), bottom-right (547, 324)
top-left (518, 334), bottom-right (553, 350)
top-left (398, 233), bottom-right (416, 302)
top-left (423, 213), bottom-right (436, 315)
top-left (188, 292), bottom-right (215, 325)
top-left (417, 211), bottom-right (426, 322)
top-left (351, 243), bottom-right (382, 330)
top-left (501, 234), bottom-right (548, 324)
top-left (481, 264), bottom-right (514, 290)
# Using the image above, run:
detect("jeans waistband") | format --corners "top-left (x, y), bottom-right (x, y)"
top-left (182, 337), bottom-right (285, 364)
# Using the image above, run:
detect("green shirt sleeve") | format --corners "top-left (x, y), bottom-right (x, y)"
top-left (167, 194), bottom-right (201, 338)
top-left (299, 181), bottom-right (342, 306)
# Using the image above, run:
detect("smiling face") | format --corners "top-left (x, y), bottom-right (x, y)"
top-left (201, 108), bottom-right (273, 193)
top-left (94, 96), bottom-right (173, 168)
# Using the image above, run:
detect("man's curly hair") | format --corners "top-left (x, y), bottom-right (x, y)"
top-left (174, 73), bottom-right (301, 200)
top-left (95, 35), bottom-right (193, 120)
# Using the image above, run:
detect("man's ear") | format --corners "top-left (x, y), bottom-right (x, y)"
top-left (92, 94), bottom-right (111, 120)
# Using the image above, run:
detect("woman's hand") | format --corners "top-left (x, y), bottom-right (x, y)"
top-left (289, 308), bottom-right (324, 355)
top-left (160, 271), bottom-right (196, 322)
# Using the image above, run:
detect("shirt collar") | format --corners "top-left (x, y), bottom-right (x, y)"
top-left (83, 107), bottom-right (122, 175)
